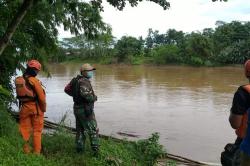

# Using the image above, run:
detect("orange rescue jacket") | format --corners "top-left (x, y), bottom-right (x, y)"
top-left (15, 76), bottom-right (46, 112)
top-left (15, 76), bottom-right (36, 102)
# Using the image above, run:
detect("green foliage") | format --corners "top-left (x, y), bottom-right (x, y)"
top-left (166, 29), bottom-right (185, 46)
top-left (146, 29), bottom-right (166, 48)
top-left (0, 103), bottom-right (58, 166)
top-left (128, 55), bottom-right (145, 65)
top-left (152, 45), bottom-right (181, 64)
top-left (0, 103), bottom-right (169, 166)
top-left (143, 21), bottom-right (250, 66)
top-left (57, 33), bottom-right (114, 62)
top-left (0, 104), bottom-right (18, 138)
top-left (185, 32), bottom-right (214, 59)
top-left (166, 160), bottom-right (177, 166)
top-left (0, 85), bottom-right (11, 102)
top-left (145, 29), bottom-right (185, 49)
top-left (189, 56), bottom-right (204, 66)
top-left (0, 138), bottom-right (54, 166)
top-left (212, 21), bottom-right (250, 64)
top-left (134, 132), bottom-right (165, 165)
top-left (54, 20), bottom-right (250, 67)
top-left (115, 36), bottom-right (143, 62)
top-left (0, 0), bottom-right (116, 93)
top-left (105, 0), bottom-right (170, 10)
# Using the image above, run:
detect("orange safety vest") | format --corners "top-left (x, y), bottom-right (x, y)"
top-left (15, 76), bottom-right (36, 102)
top-left (235, 85), bottom-right (250, 138)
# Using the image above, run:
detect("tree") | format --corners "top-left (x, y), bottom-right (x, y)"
top-left (0, 0), bottom-right (171, 90)
top-left (165, 29), bottom-right (185, 46)
top-left (0, 0), bottom-right (227, 57)
top-left (0, 0), bottom-right (229, 90)
top-left (0, 0), bottom-right (171, 57)
top-left (213, 21), bottom-right (250, 64)
top-left (152, 44), bottom-right (181, 64)
top-left (145, 28), bottom-right (166, 48)
top-left (184, 32), bottom-right (214, 65)
top-left (58, 32), bottom-right (114, 59)
top-left (114, 36), bottom-right (143, 62)
top-left (0, 0), bottom-right (34, 56)
top-left (145, 28), bottom-right (154, 49)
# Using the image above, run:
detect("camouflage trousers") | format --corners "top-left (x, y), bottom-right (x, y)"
top-left (74, 106), bottom-right (99, 153)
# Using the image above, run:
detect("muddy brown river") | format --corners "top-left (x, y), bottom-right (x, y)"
top-left (38, 63), bottom-right (247, 163)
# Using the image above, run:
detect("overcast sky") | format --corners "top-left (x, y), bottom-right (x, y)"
top-left (58, 0), bottom-right (250, 39)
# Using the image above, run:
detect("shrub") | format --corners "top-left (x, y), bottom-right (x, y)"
top-left (134, 133), bottom-right (165, 165)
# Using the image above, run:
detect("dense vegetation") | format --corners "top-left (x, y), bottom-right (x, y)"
top-left (58, 21), bottom-right (250, 66)
top-left (0, 88), bottom-right (167, 165)
top-left (0, 102), bottom-right (168, 166)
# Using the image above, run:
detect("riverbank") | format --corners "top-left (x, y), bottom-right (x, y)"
top-left (0, 103), bottom-right (171, 166)
top-left (59, 56), bottom-right (153, 65)
top-left (58, 56), bottom-right (243, 67)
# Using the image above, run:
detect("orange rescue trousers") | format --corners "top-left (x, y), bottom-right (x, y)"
top-left (19, 102), bottom-right (44, 154)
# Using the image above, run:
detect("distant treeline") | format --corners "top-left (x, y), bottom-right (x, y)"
top-left (53, 21), bottom-right (250, 66)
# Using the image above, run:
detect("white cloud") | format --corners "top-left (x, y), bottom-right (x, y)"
top-left (58, 0), bottom-right (250, 39)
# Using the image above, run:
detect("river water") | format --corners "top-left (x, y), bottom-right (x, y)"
top-left (38, 63), bottom-right (246, 163)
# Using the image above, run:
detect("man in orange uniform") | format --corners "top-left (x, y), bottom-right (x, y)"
top-left (18, 60), bottom-right (46, 154)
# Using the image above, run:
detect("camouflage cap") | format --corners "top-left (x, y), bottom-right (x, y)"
top-left (80, 63), bottom-right (96, 72)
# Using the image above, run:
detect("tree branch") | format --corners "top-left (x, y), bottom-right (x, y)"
top-left (0, 0), bottom-right (34, 56)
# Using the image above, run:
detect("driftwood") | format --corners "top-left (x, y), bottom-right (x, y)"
top-left (117, 132), bottom-right (140, 138)
top-left (9, 111), bottom-right (220, 166)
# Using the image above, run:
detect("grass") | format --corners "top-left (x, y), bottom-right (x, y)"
top-left (0, 102), bottom-right (170, 166)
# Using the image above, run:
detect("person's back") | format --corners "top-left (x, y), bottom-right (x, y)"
top-left (228, 59), bottom-right (250, 166)
top-left (16, 60), bottom-right (46, 154)
top-left (64, 63), bottom-right (99, 155)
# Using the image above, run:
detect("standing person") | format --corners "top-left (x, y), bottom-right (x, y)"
top-left (15, 60), bottom-right (46, 154)
top-left (228, 60), bottom-right (250, 166)
top-left (64, 63), bottom-right (99, 156)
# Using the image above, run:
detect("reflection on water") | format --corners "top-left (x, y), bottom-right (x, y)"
top-left (39, 63), bottom-right (246, 163)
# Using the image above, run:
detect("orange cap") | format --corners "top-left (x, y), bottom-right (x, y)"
top-left (244, 60), bottom-right (250, 77)
top-left (27, 60), bottom-right (41, 71)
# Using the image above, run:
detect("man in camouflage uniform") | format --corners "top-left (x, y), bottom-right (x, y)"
top-left (64, 63), bottom-right (99, 155)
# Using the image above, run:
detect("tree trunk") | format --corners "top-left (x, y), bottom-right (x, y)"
top-left (0, 0), bottom-right (33, 56)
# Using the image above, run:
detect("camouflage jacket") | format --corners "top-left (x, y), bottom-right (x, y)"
top-left (64, 75), bottom-right (97, 106)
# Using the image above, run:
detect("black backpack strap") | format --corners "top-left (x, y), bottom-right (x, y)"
top-left (72, 76), bottom-right (86, 104)
top-left (72, 77), bottom-right (80, 97)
